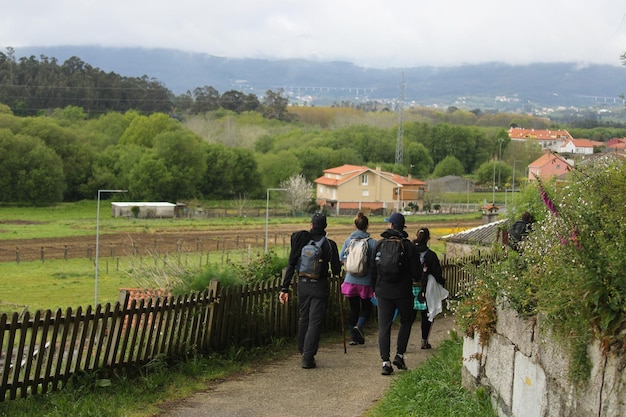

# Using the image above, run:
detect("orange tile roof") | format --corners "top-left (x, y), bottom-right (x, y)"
top-left (508, 127), bottom-right (572, 140)
top-left (314, 164), bottom-right (425, 187)
top-left (569, 138), bottom-right (603, 148)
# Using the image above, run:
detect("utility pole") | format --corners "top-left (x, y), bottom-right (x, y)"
top-left (395, 72), bottom-right (405, 166)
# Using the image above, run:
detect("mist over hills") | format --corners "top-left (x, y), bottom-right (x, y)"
top-left (13, 46), bottom-right (626, 111)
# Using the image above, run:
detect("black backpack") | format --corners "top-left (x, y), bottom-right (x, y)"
top-left (508, 220), bottom-right (529, 250)
top-left (297, 236), bottom-right (327, 279)
top-left (374, 236), bottom-right (408, 282)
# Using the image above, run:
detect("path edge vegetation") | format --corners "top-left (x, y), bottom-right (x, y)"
top-left (455, 158), bottom-right (626, 386)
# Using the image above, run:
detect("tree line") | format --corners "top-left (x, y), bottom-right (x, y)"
top-left (2, 50), bottom-right (626, 206)
top-left (0, 48), bottom-right (294, 121)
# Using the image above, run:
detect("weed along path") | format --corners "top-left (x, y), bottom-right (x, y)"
top-left (158, 315), bottom-right (457, 417)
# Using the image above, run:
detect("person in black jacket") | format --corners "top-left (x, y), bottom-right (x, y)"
top-left (279, 212), bottom-right (341, 369)
top-left (413, 227), bottom-right (444, 349)
top-left (371, 212), bottom-right (419, 375)
top-left (507, 211), bottom-right (533, 252)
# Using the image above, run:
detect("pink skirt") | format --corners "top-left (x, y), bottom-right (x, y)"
top-left (341, 282), bottom-right (374, 299)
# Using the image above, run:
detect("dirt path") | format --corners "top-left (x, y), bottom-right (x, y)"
top-left (157, 314), bottom-right (457, 417)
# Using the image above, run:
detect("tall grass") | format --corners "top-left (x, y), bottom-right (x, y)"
top-left (365, 333), bottom-right (496, 417)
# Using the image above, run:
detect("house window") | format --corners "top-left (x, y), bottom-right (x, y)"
top-left (361, 174), bottom-right (368, 185)
top-left (362, 190), bottom-right (369, 197)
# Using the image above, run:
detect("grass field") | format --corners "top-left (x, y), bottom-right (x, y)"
top-left (0, 200), bottom-right (488, 312)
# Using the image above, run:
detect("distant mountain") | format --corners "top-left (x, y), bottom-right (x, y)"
top-left (12, 46), bottom-right (626, 110)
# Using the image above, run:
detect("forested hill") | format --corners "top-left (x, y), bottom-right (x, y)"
top-left (12, 46), bottom-right (626, 110)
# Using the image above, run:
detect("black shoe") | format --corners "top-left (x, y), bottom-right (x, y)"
top-left (353, 326), bottom-right (365, 345)
top-left (302, 359), bottom-right (316, 369)
top-left (421, 341), bottom-right (432, 349)
top-left (349, 338), bottom-right (358, 346)
top-left (381, 363), bottom-right (394, 375)
top-left (393, 354), bottom-right (407, 370)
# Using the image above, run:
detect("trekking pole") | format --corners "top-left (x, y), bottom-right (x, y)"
top-left (338, 273), bottom-right (347, 354)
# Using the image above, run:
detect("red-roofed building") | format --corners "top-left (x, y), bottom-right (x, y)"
top-left (606, 138), bottom-right (626, 152)
top-left (528, 153), bottom-right (573, 182)
top-left (556, 138), bottom-right (604, 155)
top-left (507, 127), bottom-right (572, 151)
top-left (314, 164), bottom-right (426, 215)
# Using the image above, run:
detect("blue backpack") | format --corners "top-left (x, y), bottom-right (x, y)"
top-left (298, 236), bottom-right (327, 279)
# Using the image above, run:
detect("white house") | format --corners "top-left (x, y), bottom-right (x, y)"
top-left (556, 138), bottom-right (603, 155)
top-left (110, 202), bottom-right (176, 218)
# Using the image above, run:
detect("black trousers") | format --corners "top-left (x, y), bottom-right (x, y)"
top-left (376, 295), bottom-right (416, 362)
top-left (297, 278), bottom-right (329, 363)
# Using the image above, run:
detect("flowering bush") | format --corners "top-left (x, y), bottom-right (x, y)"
top-left (460, 157), bottom-right (626, 382)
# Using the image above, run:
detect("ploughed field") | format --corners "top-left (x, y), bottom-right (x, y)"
top-left (0, 219), bottom-right (482, 263)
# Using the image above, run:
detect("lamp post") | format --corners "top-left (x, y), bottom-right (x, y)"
top-left (498, 138), bottom-right (504, 188)
top-left (512, 160), bottom-right (522, 203)
top-left (265, 188), bottom-right (288, 253)
top-left (492, 157), bottom-right (497, 205)
top-left (95, 189), bottom-right (127, 306)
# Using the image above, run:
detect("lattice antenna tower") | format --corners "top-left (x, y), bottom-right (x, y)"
top-left (395, 72), bottom-right (405, 165)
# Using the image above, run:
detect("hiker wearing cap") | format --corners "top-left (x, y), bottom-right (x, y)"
top-left (371, 212), bottom-right (419, 375)
top-left (280, 212), bottom-right (341, 369)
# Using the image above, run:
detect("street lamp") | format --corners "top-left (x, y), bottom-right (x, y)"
top-left (95, 189), bottom-right (127, 306)
top-left (492, 158), bottom-right (496, 205)
top-left (265, 188), bottom-right (288, 253)
top-left (513, 159), bottom-right (522, 192)
top-left (498, 138), bottom-right (504, 188)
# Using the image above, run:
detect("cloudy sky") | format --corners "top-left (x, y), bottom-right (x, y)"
top-left (2, 0), bottom-right (626, 68)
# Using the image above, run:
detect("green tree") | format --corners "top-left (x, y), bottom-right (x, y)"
top-left (432, 155), bottom-right (465, 178)
top-left (262, 89), bottom-right (293, 121)
top-left (152, 130), bottom-right (208, 200)
top-left (128, 154), bottom-right (175, 200)
top-left (192, 86), bottom-right (220, 114)
top-left (19, 116), bottom-right (94, 201)
top-left (404, 141), bottom-right (433, 179)
top-left (119, 113), bottom-right (179, 148)
top-left (0, 130), bottom-right (65, 204)
top-left (256, 150), bottom-right (302, 190)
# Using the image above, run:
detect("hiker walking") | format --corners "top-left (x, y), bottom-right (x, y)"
top-left (371, 212), bottom-right (419, 375)
top-left (339, 212), bottom-right (377, 345)
top-left (280, 212), bottom-right (341, 369)
top-left (413, 227), bottom-right (447, 350)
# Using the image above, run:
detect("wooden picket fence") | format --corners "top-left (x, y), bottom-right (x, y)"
top-left (0, 254), bottom-right (486, 402)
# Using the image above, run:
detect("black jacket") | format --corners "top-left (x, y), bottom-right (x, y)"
top-left (370, 228), bottom-right (419, 299)
top-left (281, 228), bottom-right (341, 292)
top-left (413, 242), bottom-right (444, 287)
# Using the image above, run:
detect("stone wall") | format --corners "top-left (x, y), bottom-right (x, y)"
top-left (462, 305), bottom-right (625, 417)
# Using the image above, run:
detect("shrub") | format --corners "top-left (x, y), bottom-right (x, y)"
top-left (458, 158), bottom-right (626, 383)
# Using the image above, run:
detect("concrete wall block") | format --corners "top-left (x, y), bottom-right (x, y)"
top-left (463, 334), bottom-right (485, 380)
top-left (535, 323), bottom-right (570, 386)
top-left (485, 333), bottom-right (516, 411)
top-left (495, 302), bottom-right (535, 356)
top-left (512, 351), bottom-right (547, 417)
top-left (599, 348), bottom-right (626, 417)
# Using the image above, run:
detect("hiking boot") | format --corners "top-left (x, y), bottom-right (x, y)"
top-left (349, 337), bottom-right (358, 346)
top-left (353, 326), bottom-right (365, 345)
top-left (393, 354), bottom-right (407, 370)
top-left (302, 360), bottom-right (317, 369)
top-left (381, 362), bottom-right (394, 375)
